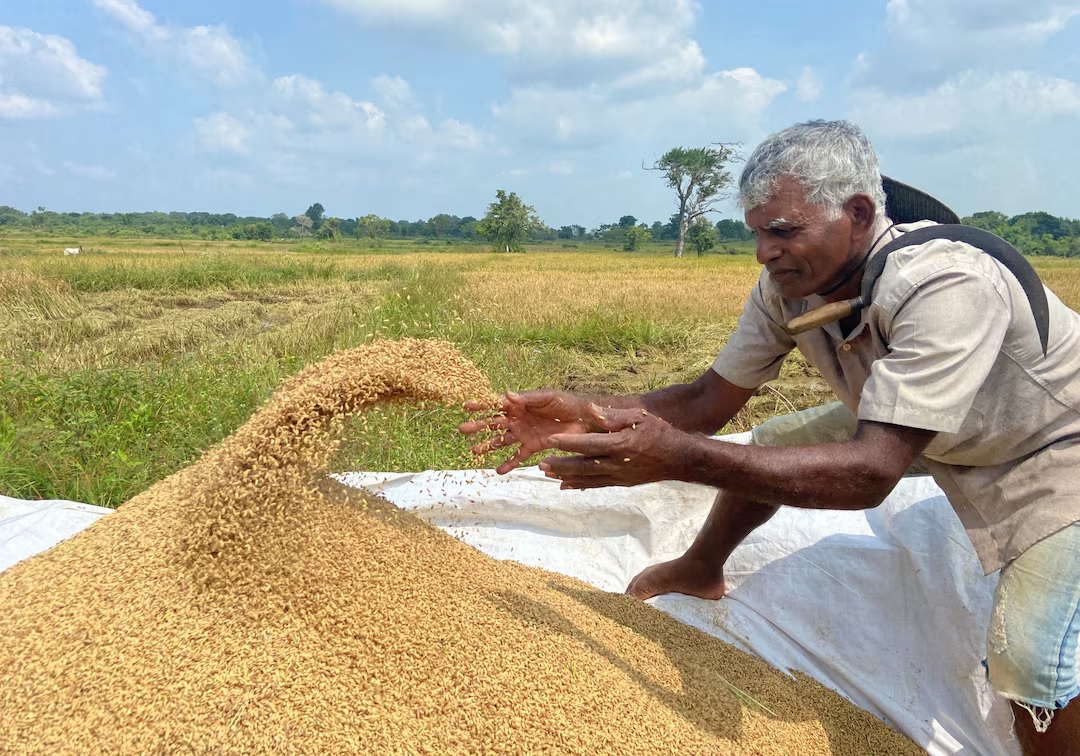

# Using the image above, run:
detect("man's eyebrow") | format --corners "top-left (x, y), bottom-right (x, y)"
top-left (765, 217), bottom-right (794, 229)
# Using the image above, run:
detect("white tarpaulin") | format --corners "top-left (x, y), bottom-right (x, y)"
top-left (0, 495), bottom-right (114, 573)
top-left (1, 443), bottom-right (1020, 755)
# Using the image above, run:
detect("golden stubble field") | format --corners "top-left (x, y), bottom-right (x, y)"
top-left (0, 241), bottom-right (770, 385)
top-left (3, 236), bottom-right (1080, 505)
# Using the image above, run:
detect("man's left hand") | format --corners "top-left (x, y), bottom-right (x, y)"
top-left (539, 407), bottom-right (693, 489)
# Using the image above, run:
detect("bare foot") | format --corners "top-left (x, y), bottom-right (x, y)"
top-left (625, 555), bottom-right (727, 601)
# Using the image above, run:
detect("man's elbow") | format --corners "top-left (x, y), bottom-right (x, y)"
top-left (852, 463), bottom-right (906, 510)
top-left (684, 372), bottom-right (755, 436)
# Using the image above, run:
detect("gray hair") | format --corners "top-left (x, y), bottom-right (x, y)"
top-left (738, 120), bottom-right (886, 221)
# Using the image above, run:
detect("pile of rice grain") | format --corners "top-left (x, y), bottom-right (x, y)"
top-left (0, 338), bottom-right (920, 755)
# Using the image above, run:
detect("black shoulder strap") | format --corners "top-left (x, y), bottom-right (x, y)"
top-left (863, 224), bottom-right (1049, 356)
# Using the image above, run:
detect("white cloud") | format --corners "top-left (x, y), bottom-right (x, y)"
top-left (796, 66), bottom-right (823, 102)
top-left (610, 42), bottom-right (705, 93)
top-left (176, 25), bottom-right (256, 88)
top-left (194, 112), bottom-right (254, 154)
top-left (92, 0), bottom-right (159, 37)
top-left (189, 74), bottom-right (490, 188)
top-left (439, 118), bottom-right (487, 149)
top-left (92, 0), bottom-right (257, 87)
top-left (0, 94), bottom-right (56, 120)
top-left (271, 74), bottom-right (385, 134)
top-left (372, 74), bottom-right (416, 109)
top-left (320, 0), bottom-right (703, 87)
top-left (886, 0), bottom-right (1080, 44)
top-left (323, 0), bottom-right (785, 153)
top-left (852, 71), bottom-right (1080, 139)
top-left (129, 2), bottom-right (493, 186)
top-left (0, 26), bottom-right (106, 119)
top-left (860, 0), bottom-right (1080, 91)
top-left (62, 161), bottom-right (117, 180)
top-left (493, 67), bottom-right (786, 149)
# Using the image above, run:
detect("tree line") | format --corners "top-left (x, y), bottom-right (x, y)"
top-left (0, 199), bottom-right (752, 247)
top-left (962, 211), bottom-right (1080, 258)
top-left (2, 140), bottom-right (1078, 258)
top-left (4, 200), bottom-right (1077, 257)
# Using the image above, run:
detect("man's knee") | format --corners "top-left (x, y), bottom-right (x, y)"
top-left (751, 401), bottom-right (856, 447)
top-left (986, 525), bottom-right (1080, 732)
top-left (750, 400), bottom-right (930, 476)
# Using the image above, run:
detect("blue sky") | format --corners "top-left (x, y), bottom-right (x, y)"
top-left (1, 0), bottom-right (1078, 227)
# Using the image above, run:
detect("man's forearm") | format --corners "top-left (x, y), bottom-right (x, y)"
top-left (679, 435), bottom-right (897, 510)
top-left (582, 378), bottom-right (737, 436)
top-left (641, 383), bottom-right (718, 433)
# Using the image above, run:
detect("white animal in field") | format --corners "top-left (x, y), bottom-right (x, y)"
top-left (63, 246), bottom-right (83, 256)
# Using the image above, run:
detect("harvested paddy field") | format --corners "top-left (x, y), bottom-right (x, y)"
top-left (3, 237), bottom-right (1078, 510)
top-left (0, 241), bottom-right (827, 505)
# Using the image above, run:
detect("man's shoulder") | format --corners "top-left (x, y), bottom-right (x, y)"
top-left (879, 221), bottom-right (1010, 294)
top-left (886, 221), bottom-right (1002, 268)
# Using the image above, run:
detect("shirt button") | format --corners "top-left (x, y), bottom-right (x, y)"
top-left (841, 344), bottom-right (852, 352)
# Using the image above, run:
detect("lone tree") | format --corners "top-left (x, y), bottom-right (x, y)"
top-left (477, 190), bottom-right (540, 252)
top-left (293, 214), bottom-right (313, 238)
top-left (356, 214), bottom-right (391, 240)
top-left (623, 225), bottom-right (652, 252)
top-left (648, 144), bottom-right (739, 258)
top-left (304, 203), bottom-right (325, 232)
top-left (687, 217), bottom-right (718, 256)
top-left (317, 217), bottom-right (342, 240)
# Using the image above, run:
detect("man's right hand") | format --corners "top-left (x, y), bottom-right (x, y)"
top-left (459, 389), bottom-right (605, 474)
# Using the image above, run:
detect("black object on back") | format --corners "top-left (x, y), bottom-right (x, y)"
top-left (882, 176), bottom-right (961, 225)
top-left (863, 225), bottom-right (1050, 356)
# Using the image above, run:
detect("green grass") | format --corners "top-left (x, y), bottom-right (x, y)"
top-left (55, 256), bottom-right (340, 292)
top-left (0, 357), bottom-right (285, 506)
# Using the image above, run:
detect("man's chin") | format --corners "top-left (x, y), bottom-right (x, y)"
top-left (774, 277), bottom-right (814, 300)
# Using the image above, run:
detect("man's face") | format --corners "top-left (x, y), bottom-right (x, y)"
top-left (744, 176), bottom-right (862, 300)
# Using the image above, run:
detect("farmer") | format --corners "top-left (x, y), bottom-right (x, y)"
top-left (460, 120), bottom-right (1080, 754)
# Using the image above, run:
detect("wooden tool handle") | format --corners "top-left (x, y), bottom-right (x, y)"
top-left (784, 298), bottom-right (861, 335)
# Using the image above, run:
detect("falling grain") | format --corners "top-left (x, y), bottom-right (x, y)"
top-left (0, 338), bottom-right (920, 754)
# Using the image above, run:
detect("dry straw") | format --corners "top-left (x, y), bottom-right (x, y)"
top-left (0, 338), bottom-right (919, 754)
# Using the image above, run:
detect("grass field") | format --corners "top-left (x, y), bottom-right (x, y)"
top-left (4, 234), bottom-right (1079, 508)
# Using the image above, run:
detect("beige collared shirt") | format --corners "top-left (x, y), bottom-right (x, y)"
top-left (713, 219), bottom-right (1080, 573)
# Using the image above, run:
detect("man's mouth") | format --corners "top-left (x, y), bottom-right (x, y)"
top-left (768, 268), bottom-right (799, 281)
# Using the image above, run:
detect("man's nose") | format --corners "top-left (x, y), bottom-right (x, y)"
top-left (756, 237), bottom-right (783, 266)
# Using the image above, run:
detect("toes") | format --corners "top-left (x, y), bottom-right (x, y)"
top-left (624, 572), bottom-right (657, 601)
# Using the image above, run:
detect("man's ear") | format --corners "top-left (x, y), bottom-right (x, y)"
top-left (845, 193), bottom-right (877, 239)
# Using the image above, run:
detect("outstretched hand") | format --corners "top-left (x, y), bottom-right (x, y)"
top-left (459, 389), bottom-right (604, 474)
top-left (538, 407), bottom-right (691, 489)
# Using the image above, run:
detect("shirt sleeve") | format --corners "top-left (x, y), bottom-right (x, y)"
top-left (712, 273), bottom-right (796, 390)
top-left (858, 262), bottom-right (1010, 433)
